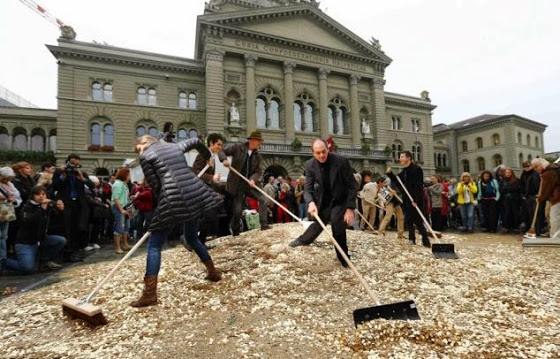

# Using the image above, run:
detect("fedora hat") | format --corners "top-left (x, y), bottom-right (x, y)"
top-left (247, 130), bottom-right (264, 141)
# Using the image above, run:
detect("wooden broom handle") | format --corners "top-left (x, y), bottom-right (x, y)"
top-left (394, 175), bottom-right (441, 243)
top-left (312, 212), bottom-right (381, 305)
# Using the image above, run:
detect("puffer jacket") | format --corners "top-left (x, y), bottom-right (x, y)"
top-left (139, 138), bottom-right (222, 231)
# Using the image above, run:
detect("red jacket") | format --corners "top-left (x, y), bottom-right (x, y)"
top-left (132, 187), bottom-right (154, 212)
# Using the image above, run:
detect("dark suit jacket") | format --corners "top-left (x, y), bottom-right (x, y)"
top-left (193, 153), bottom-right (216, 185)
top-left (303, 153), bottom-right (358, 210)
top-left (388, 162), bottom-right (424, 206)
top-left (219, 142), bottom-right (264, 195)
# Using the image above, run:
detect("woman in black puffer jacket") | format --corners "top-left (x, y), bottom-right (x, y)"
top-left (130, 135), bottom-right (222, 308)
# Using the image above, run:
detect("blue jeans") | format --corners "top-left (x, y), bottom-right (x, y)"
top-left (6, 235), bottom-right (66, 274)
top-left (460, 203), bottom-right (475, 230)
top-left (112, 205), bottom-right (130, 235)
top-left (183, 218), bottom-right (211, 263)
top-left (135, 210), bottom-right (153, 237)
top-left (298, 202), bottom-right (307, 220)
top-left (0, 221), bottom-right (8, 260)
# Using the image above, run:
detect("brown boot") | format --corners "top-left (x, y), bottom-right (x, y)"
top-left (130, 275), bottom-right (158, 307)
top-left (203, 260), bottom-right (222, 282)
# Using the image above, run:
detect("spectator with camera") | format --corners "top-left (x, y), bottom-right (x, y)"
top-left (52, 154), bottom-right (93, 262)
top-left (4, 185), bottom-right (66, 274)
top-left (158, 122), bottom-right (177, 143)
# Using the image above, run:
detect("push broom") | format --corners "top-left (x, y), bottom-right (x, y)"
top-left (62, 164), bottom-right (210, 326)
top-left (228, 166), bottom-right (420, 326)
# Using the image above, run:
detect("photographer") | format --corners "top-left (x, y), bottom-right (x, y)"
top-left (52, 154), bottom-right (93, 262)
top-left (158, 122), bottom-right (177, 143)
top-left (5, 186), bottom-right (66, 274)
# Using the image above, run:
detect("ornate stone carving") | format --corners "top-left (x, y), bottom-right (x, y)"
top-left (318, 68), bottom-right (331, 80)
top-left (349, 74), bottom-right (361, 86)
top-left (244, 54), bottom-right (258, 67)
top-left (59, 25), bottom-right (76, 40)
top-left (370, 77), bottom-right (385, 90)
top-left (283, 61), bottom-right (296, 74)
top-left (205, 49), bottom-right (225, 61)
top-left (421, 90), bottom-right (431, 101)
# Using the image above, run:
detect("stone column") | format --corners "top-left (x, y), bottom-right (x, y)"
top-left (349, 74), bottom-right (361, 147)
top-left (45, 132), bottom-right (49, 151)
top-left (27, 135), bottom-right (32, 150)
top-left (205, 49), bottom-right (225, 134)
top-left (284, 61), bottom-right (296, 142)
top-left (318, 68), bottom-right (330, 140)
top-left (370, 77), bottom-right (386, 150)
top-left (245, 54), bottom-right (258, 135)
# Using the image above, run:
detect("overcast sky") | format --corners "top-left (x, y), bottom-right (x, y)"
top-left (1, 0), bottom-right (559, 151)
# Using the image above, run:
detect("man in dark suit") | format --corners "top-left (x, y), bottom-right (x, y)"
top-left (386, 150), bottom-right (431, 247)
top-left (219, 130), bottom-right (271, 236)
top-left (289, 138), bottom-right (358, 267)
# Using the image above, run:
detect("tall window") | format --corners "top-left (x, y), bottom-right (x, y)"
top-left (256, 87), bottom-right (281, 129)
top-left (136, 126), bottom-right (146, 137)
top-left (526, 134), bottom-right (531, 146)
top-left (92, 82), bottom-right (102, 101)
top-left (90, 119), bottom-right (114, 147)
top-left (461, 141), bottom-right (468, 152)
top-left (0, 127), bottom-right (9, 150)
top-left (137, 87), bottom-right (147, 105)
top-left (476, 157), bottom-right (485, 172)
top-left (188, 92), bottom-right (197, 109)
top-left (519, 153), bottom-right (524, 167)
top-left (104, 124), bottom-right (114, 146)
top-left (476, 137), bottom-right (483, 149)
top-left (518, 132), bottom-right (522, 143)
top-left (412, 143), bottom-right (422, 162)
top-left (148, 88), bottom-right (157, 106)
top-left (391, 115), bottom-right (402, 130)
top-left (148, 126), bottom-right (158, 137)
top-left (328, 97), bottom-right (347, 135)
top-left (392, 142), bottom-right (402, 162)
top-left (91, 124), bottom-right (101, 146)
top-left (179, 91), bottom-right (197, 109)
top-left (31, 128), bottom-right (45, 152)
top-left (493, 154), bottom-right (502, 167)
top-left (103, 84), bottom-right (113, 101)
top-left (528, 154), bottom-right (533, 161)
top-left (179, 92), bottom-right (187, 109)
top-left (177, 129), bottom-right (188, 141)
top-left (411, 118), bottom-right (420, 132)
top-left (442, 154), bottom-right (447, 167)
top-left (462, 160), bottom-right (470, 173)
top-left (493, 134), bottom-right (500, 145)
top-left (535, 136), bottom-right (539, 148)
top-left (294, 92), bottom-right (316, 132)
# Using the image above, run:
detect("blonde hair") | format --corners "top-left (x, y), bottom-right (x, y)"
top-left (281, 183), bottom-right (291, 191)
top-left (460, 172), bottom-right (471, 181)
top-left (136, 135), bottom-right (158, 146)
top-left (531, 157), bottom-right (550, 169)
top-left (37, 172), bottom-right (53, 186)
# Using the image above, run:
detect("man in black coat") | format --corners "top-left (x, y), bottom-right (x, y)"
top-left (387, 150), bottom-right (431, 247)
top-left (219, 130), bottom-right (271, 236)
top-left (289, 138), bottom-right (358, 268)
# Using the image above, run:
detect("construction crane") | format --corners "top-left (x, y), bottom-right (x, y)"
top-left (19, 0), bottom-right (66, 28)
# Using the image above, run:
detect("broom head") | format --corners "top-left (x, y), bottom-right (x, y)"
top-left (353, 300), bottom-right (420, 327)
top-left (62, 297), bottom-right (108, 326)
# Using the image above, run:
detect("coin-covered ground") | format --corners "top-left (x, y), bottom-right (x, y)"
top-left (1, 223), bottom-right (559, 358)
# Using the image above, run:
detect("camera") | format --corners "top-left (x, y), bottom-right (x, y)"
top-left (65, 160), bottom-right (81, 173)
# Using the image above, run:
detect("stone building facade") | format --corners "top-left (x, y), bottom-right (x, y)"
top-left (40, 0), bottom-right (436, 178)
top-left (433, 114), bottom-right (547, 178)
top-left (0, 107), bottom-right (57, 153)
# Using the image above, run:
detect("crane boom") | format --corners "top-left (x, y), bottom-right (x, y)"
top-left (19, 0), bottom-right (65, 27)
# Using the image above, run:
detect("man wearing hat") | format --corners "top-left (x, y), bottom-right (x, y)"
top-left (219, 130), bottom-right (271, 236)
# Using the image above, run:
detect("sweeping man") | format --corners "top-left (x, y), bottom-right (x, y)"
top-left (130, 135), bottom-right (222, 308)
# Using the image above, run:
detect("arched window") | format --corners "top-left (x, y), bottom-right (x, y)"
top-left (462, 160), bottom-right (470, 173)
top-left (31, 128), bottom-right (45, 152)
top-left (392, 142), bottom-right (403, 162)
top-left (188, 129), bottom-right (198, 139)
top-left (137, 87), bottom-right (147, 105)
top-left (255, 87), bottom-right (281, 130)
top-left (178, 92), bottom-right (187, 109)
top-left (177, 129), bottom-right (188, 141)
top-left (412, 143), bottom-right (422, 162)
top-left (188, 92), bottom-right (197, 109)
top-left (493, 154), bottom-right (502, 167)
top-left (294, 92), bottom-right (316, 132)
top-left (148, 126), bottom-right (158, 137)
top-left (437, 153), bottom-right (442, 167)
top-left (148, 88), bottom-right (157, 106)
top-left (136, 126), bottom-right (146, 137)
top-left (518, 132), bottom-right (522, 143)
top-left (535, 136), bottom-right (539, 148)
top-left (461, 141), bottom-right (468, 152)
top-left (411, 118), bottom-right (420, 132)
top-left (91, 123), bottom-right (101, 146)
top-left (49, 129), bottom-right (56, 152)
top-left (293, 102), bottom-right (302, 131)
top-left (103, 83), bottom-right (113, 102)
top-left (104, 124), bottom-right (114, 147)
top-left (328, 97), bottom-right (347, 135)
top-left (519, 153), bottom-right (524, 167)
top-left (92, 82), bottom-right (102, 101)
top-left (528, 154), bottom-right (533, 161)
top-left (442, 154), bottom-right (447, 167)
top-left (0, 127), bottom-right (10, 150)
top-left (526, 134), bottom-right (531, 147)
top-left (493, 134), bottom-right (500, 146)
top-left (476, 157), bottom-right (485, 172)
top-left (476, 137), bottom-right (483, 149)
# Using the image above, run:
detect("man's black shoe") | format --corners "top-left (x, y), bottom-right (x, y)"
top-left (422, 241), bottom-right (431, 248)
top-left (232, 232), bottom-right (240, 237)
top-left (289, 237), bottom-right (308, 248)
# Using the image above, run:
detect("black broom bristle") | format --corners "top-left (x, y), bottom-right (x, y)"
top-left (62, 305), bottom-right (108, 326)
